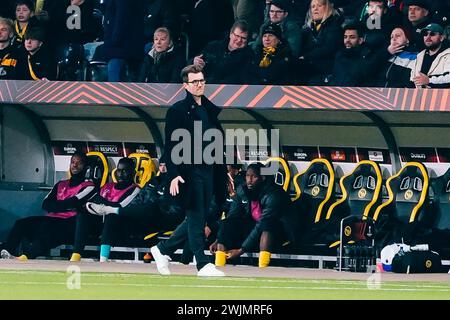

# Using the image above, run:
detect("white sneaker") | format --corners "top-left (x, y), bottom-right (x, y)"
top-left (86, 203), bottom-right (118, 216)
top-left (197, 263), bottom-right (225, 277)
top-left (150, 245), bottom-right (171, 275)
top-left (1, 249), bottom-right (14, 259)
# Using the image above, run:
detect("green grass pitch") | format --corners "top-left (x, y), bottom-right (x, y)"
top-left (0, 270), bottom-right (449, 300)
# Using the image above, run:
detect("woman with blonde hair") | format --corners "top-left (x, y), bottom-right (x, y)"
top-left (297, 0), bottom-right (343, 85)
top-left (139, 27), bottom-right (185, 83)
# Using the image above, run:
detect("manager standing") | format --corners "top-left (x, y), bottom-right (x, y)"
top-left (151, 65), bottom-right (227, 277)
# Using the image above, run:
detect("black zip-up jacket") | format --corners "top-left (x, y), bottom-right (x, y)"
top-left (163, 92), bottom-right (228, 208)
top-left (196, 37), bottom-right (254, 84)
top-left (226, 180), bottom-right (297, 251)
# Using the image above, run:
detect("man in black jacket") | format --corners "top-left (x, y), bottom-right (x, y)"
top-left (211, 162), bottom-right (296, 268)
top-left (151, 64), bottom-right (227, 277)
top-left (329, 22), bottom-right (384, 86)
top-left (192, 20), bottom-right (252, 84)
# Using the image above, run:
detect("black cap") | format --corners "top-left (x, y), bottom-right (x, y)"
top-left (270, 0), bottom-right (290, 12)
top-left (404, 0), bottom-right (431, 11)
top-left (262, 23), bottom-right (283, 40)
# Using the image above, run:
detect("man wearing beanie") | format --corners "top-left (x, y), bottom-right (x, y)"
top-left (244, 23), bottom-right (293, 84)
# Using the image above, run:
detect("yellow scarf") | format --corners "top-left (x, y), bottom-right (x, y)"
top-left (28, 55), bottom-right (40, 80)
top-left (312, 21), bottom-right (322, 32)
top-left (259, 46), bottom-right (276, 68)
top-left (15, 21), bottom-right (28, 42)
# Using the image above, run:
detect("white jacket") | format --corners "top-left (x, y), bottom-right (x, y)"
top-left (410, 47), bottom-right (450, 87)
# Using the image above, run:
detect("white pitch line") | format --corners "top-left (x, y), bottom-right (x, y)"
top-left (1, 281), bottom-right (450, 293)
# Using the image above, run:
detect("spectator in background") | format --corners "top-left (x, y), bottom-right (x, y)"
top-left (143, 0), bottom-right (180, 53)
top-left (410, 23), bottom-right (450, 88)
top-left (188, 0), bottom-right (234, 57)
top-left (70, 157), bottom-right (141, 262)
top-left (103, 0), bottom-right (145, 82)
top-left (12, 0), bottom-right (40, 48)
top-left (139, 27), bottom-right (185, 83)
top-left (380, 26), bottom-right (417, 87)
top-left (298, 0), bottom-right (343, 85)
top-left (0, 0), bottom-right (15, 19)
top-left (244, 23), bottom-right (293, 85)
top-left (0, 153), bottom-right (96, 260)
top-left (192, 20), bottom-right (253, 84)
top-left (360, 0), bottom-right (398, 50)
top-left (15, 27), bottom-right (55, 80)
top-left (403, 0), bottom-right (431, 51)
top-left (255, 0), bottom-right (303, 58)
top-left (45, 0), bottom-right (101, 81)
top-left (230, 0), bottom-right (265, 40)
top-left (329, 22), bottom-right (384, 86)
top-left (0, 17), bottom-right (20, 79)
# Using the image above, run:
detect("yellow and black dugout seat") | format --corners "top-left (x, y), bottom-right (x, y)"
top-left (85, 151), bottom-right (109, 188)
top-left (290, 158), bottom-right (336, 253)
top-left (264, 157), bottom-right (291, 192)
top-left (373, 162), bottom-right (430, 247)
top-left (325, 160), bottom-right (383, 247)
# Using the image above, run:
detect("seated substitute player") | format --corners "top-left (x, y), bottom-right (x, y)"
top-left (70, 157), bottom-right (140, 262)
top-left (211, 162), bottom-right (296, 268)
top-left (0, 152), bottom-right (96, 260)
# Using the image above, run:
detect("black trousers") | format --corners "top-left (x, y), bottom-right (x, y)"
top-left (158, 170), bottom-right (213, 270)
top-left (73, 203), bottom-right (183, 253)
top-left (3, 215), bottom-right (76, 258)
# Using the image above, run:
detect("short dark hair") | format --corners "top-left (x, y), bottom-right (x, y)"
top-left (231, 20), bottom-right (249, 34)
top-left (180, 64), bottom-right (203, 83)
top-left (72, 152), bottom-right (88, 165)
top-left (246, 162), bottom-right (265, 177)
top-left (117, 157), bottom-right (135, 171)
top-left (343, 22), bottom-right (365, 38)
top-left (25, 27), bottom-right (46, 42)
top-left (15, 0), bottom-right (35, 11)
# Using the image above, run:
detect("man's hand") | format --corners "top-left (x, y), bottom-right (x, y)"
top-left (193, 54), bottom-right (206, 69)
top-left (170, 176), bottom-right (185, 196)
top-left (387, 43), bottom-right (405, 55)
top-left (413, 72), bottom-right (430, 87)
top-left (227, 248), bottom-right (243, 260)
top-left (204, 225), bottom-right (212, 238)
top-left (209, 240), bottom-right (218, 254)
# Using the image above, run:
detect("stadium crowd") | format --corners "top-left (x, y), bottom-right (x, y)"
top-left (0, 0), bottom-right (448, 87)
